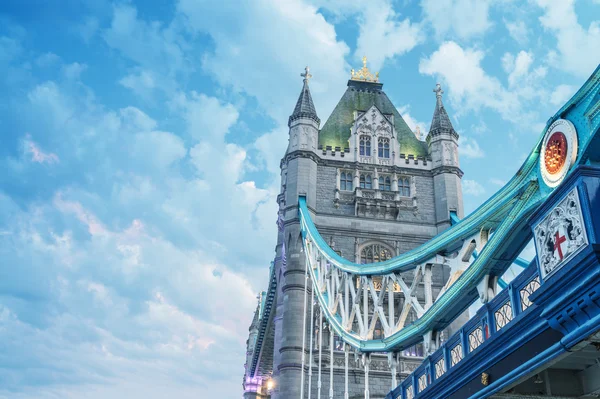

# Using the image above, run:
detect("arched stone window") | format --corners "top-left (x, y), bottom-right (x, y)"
top-left (359, 174), bottom-right (372, 189)
top-left (399, 177), bottom-right (411, 197)
top-left (360, 242), bottom-right (394, 264)
top-left (359, 135), bottom-right (371, 156)
top-left (379, 176), bottom-right (391, 191)
top-left (378, 138), bottom-right (390, 158)
top-left (340, 171), bottom-right (353, 191)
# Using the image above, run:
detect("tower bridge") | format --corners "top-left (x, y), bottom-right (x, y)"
top-left (243, 60), bottom-right (600, 399)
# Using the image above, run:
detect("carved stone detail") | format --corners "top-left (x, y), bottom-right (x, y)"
top-left (533, 188), bottom-right (588, 280)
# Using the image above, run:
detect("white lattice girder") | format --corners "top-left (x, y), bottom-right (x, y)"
top-left (304, 230), bottom-right (488, 343)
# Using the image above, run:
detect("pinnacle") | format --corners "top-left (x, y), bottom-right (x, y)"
top-left (428, 83), bottom-right (457, 137)
top-left (289, 67), bottom-right (320, 126)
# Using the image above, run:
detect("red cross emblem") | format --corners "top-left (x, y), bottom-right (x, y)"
top-left (554, 231), bottom-right (567, 260)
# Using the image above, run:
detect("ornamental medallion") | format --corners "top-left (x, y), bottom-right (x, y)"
top-left (539, 119), bottom-right (578, 188)
top-left (533, 188), bottom-right (588, 280)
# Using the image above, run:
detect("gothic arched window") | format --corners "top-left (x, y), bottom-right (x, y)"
top-left (360, 135), bottom-right (371, 156)
top-left (379, 176), bottom-right (391, 191)
top-left (360, 174), bottom-right (372, 189)
top-left (360, 243), bottom-right (393, 264)
top-left (400, 177), bottom-right (411, 197)
top-left (340, 171), bottom-right (353, 191)
top-left (378, 138), bottom-right (390, 158)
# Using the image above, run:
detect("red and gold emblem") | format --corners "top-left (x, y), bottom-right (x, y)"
top-left (540, 119), bottom-right (577, 188)
top-left (544, 132), bottom-right (567, 175)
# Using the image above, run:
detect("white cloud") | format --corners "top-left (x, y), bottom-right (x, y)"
top-left (550, 84), bottom-right (577, 106)
top-left (507, 51), bottom-right (533, 87)
top-left (306, 0), bottom-right (423, 71)
top-left (132, 131), bottom-right (187, 170)
top-left (0, 36), bottom-right (22, 64)
top-left (175, 0), bottom-right (358, 199)
top-left (254, 127), bottom-right (288, 174)
top-left (421, 0), bottom-right (493, 40)
top-left (119, 69), bottom-right (157, 98)
top-left (104, 4), bottom-right (191, 97)
top-left (23, 134), bottom-right (59, 164)
top-left (419, 41), bottom-right (548, 128)
top-left (2, 65), bottom-right (279, 396)
top-left (177, 0), bottom-right (350, 123)
top-left (463, 179), bottom-right (485, 196)
top-left (353, 5), bottom-right (423, 71)
top-left (420, 42), bottom-right (512, 115)
top-left (504, 19), bottom-right (528, 44)
top-left (535, 0), bottom-right (600, 78)
top-left (173, 92), bottom-right (240, 142)
top-left (120, 106), bottom-right (158, 131)
top-left (490, 178), bottom-right (506, 186)
top-left (62, 62), bottom-right (87, 80)
top-left (0, 198), bottom-right (257, 397)
top-left (471, 121), bottom-right (488, 135)
top-left (76, 16), bottom-right (100, 44)
top-left (501, 52), bottom-right (514, 74)
top-left (35, 52), bottom-right (60, 68)
top-left (397, 104), bottom-right (428, 139)
top-left (458, 136), bottom-right (484, 158)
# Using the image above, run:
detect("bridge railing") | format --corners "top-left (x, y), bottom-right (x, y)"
top-left (388, 260), bottom-right (540, 399)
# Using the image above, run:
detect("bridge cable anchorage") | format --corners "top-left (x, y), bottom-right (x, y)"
top-left (308, 286), bottom-right (315, 398)
top-left (300, 257), bottom-right (309, 399)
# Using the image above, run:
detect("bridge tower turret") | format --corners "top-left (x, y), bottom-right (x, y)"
top-left (243, 293), bottom-right (263, 395)
top-left (427, 83), bottom-right (464, 233)
top-left (271, 67), bottom-right (320, 398)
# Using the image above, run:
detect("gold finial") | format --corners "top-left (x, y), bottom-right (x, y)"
top-left (350, 56), bottom-right (379, 83)
top-left (301, 66), bottom-right (312, 82)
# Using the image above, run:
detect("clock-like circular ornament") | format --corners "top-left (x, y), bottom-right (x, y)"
top-left (539, 119), bottom-right (578, 188)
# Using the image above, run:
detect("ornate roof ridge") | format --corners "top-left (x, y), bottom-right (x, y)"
top-left (350, 56), bottom-right (379, 83)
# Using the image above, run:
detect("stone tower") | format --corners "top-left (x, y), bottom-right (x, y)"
top-left (275, 66), bottom-right (321, 398)
top-left (428, 84), bottom-right (464, 232)
top-left (244, 62), bottom-right (464, 399)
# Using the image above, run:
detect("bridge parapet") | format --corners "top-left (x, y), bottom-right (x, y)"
top-left (389, 165), bottom-right (600, 399)
top-left (530, 166), bottom-right (600, 347)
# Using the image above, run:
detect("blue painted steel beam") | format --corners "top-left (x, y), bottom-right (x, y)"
top-left (449, 211), bottom-right (460, 226)
top-left (513, 257), bottom-right (530, 268)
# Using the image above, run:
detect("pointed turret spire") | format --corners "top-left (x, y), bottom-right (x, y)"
top-left (288, 66), bottom-right (320, 127)
top-left (428, 83), bottom-right (457, 138)
top-left (249, 292), bottom-right (264, 331)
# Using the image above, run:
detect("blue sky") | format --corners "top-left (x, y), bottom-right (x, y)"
top-left (0, 0), bottom-right (599, 398)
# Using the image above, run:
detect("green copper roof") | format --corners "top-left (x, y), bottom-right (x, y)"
top-left (318, 80), bottom-right (429, 157)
